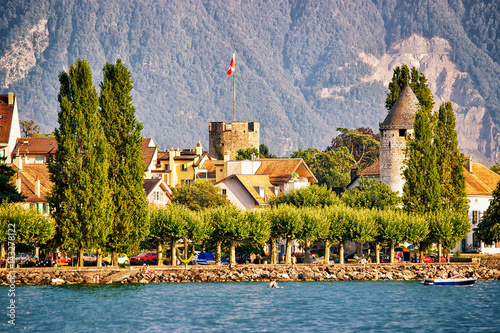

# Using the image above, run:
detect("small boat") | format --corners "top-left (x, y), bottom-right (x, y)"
top-left (422, 274), bottom-right (476, 286)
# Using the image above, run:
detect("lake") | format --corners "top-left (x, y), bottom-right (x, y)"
top-left (2, 280), bottom-right (500, 332)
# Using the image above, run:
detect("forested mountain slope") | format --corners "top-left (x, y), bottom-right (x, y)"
top-left (0, 0), bottom-right (498, 164)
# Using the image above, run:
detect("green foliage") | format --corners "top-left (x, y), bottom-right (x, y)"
top-left (235, 147), bottom-right (259, 160)
top-left (475, 181), bottom-right (500, 245)
top-left (205, 205), bottom-right (246, 244)
top-left (435, 102), bottom-right (468, 211)
top-left (270, 184), bottom-right (339, 208)
top-left (402, 88), bottom-right (441, 213)
top-left (341, 176), bottom-right (400, 210)
top-left (259, 144), bottom-right (277, 158)
top-left (244, 209), bottom-right (271, 248)
top-left (291, 147), bottom-right (354, 188)
top-left (344, 207), bottom-right (377, 243)
top-left (326, 127), bottom-right (380, 171)
top-left (0, 164), bottom-right (26, 203)
top-left (385, 65), bottom-right (435, 114)
top-left (49, 58), bottom-right (113, 253)
top-left (491, 163), bottom-right (500, 175)
top-left (20, 119), bottom-right (40, 137)
top-left (427, 210), bottom-right (470, 249)
top-left (148, 204), bottom-right (197, 244)
top-left (0, 203), bottom-right (55, 246)
top-left (99, 59), bottom-right (148, 253)
top-left (299, 207), bottom-right (329, 242)
top-left (172, 180), bottom-right (230, 211)
top-left (404, 213), bottom-right (429, 244)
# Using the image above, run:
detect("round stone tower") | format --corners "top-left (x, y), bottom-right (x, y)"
top-left (379, 85), bottom-right (420, 194)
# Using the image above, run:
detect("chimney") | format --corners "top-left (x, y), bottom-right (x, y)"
top-left (13, 150), bottom-right (22, 170)
top-left (464, 156), bottom-right (473, 173)
top-left (196, 140), bottom-right (202, 156)
top-left (16, 172), bottom-right (21, 193)
top-left (223, 151), bottom-right (230, 162)
top-left (350, 167), bottom-right (358, 183)
top-left (8, 92), bottom-right (14, 105)
top-left (35, 175), bottom-right (41, 197)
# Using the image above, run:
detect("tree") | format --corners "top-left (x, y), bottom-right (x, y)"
top-left (99, 59), bottom-right (148, 265)
top-left (341, 176), bottom-right (400, 210)
top-left (235, 147), bottom-right (259, 160)
top-left (0, 203), bottom-right (55, 248)
top-left (386, 64), bottom-right (434, 114)
top-left (0, 164), bottom-right (25, 203)
top-left (322, 205), bottom-right (347, 264)
top-left (205, 205), bottom-right (245, 265)
top-left (299, 207), bottom-right (329, 263)
top-left (244, 209), bottom-right (271, 256)
top-left (404, 213), bottom-right (429, 263)
top-left (270, 184), bottom-right (339, 208)
top-left (148, 204), bottom-right (197, 266)
top-left (476, 181), bottom-right (500, 245)
top-left (19, 119), bottom-right (40, 137)
top-left (326, 127), bottom-right (380, 171)
top-left (265, 205), bottom-right (302, 264)
top-left (491, 163), bottom-right (500, 175)
top-left (402, 94), bottom-right (441, 213)
top-left (48, 58), bottom-right (112, 267)
top-left (291, 147), bottom-right (354, 188)
top-left (374, 209), bottom-right (406, 264)
top-left (427, 210), bottom-right (470, 259)
top-left (435, 102), bottom-right (468, 211)
top-left (172, 180), bottom-right (230, 211)
top-left (259, 144), bottom-right (277, 158)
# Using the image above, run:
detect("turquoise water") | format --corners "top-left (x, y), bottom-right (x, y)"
top-left (2, 281), bottom-right (500, 332)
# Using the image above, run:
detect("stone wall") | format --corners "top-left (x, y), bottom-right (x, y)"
top-left (209, 121), bottom-right (259, 159)
top-left (2, 263), bottom-right (499, 285)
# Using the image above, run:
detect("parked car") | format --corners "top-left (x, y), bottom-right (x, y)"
top-left (103, 253), bottom-right (129, 265)
top-left (196, 252), bottom-right (229, 265)
top-left (42, 253), bottom-right (71, 267)
top-left (130, 252), bottom-right (157, 265)
top-left (15, 253), bottom-right (31, 264)
top-left (70, 253), bottom-right (97, 266)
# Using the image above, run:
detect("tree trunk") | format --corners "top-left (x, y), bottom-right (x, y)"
top-left (375, 242), bottom-right (380, 264)
top-left (285, 237), bottom-right (292, 264)
top-left (357, 242), bottom-right (363, 256)
top-left (96, 248), bottom-right (102, 267)
top-left (324, 239), bottom-right (330, 265)
top-left (270, 237), bottom-right (277, 265)
top-left (229, 240), bottom-right (236, 265)
top-left (157, 242), bottom-right (163, 266)
top-left (304, 239), bottom-right (311, 263)
top-left (339, 243), bottom-right (344, 265)
top-left (0, 243), bottom-right (5, 259)
top-left (419, 242), bottom-right (424, 264)
top-left (438, 239), bottom-right (442, 263)
top-left (215, 241), bottom-right (222, 265)
top-left (78, 247), bottom-right (84, 267)
top-left (390, 240), bottom-right (395, 264)
top-left (35, 247), bottom-right (40, 261)
top-left (170, 239), bottom-right (177, 266)
top-left (112, 250), bottom-right (118, 266)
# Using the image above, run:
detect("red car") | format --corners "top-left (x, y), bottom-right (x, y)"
top-left (130, 252), bottom-right (157, 265)
top-left (42, 253), bottom-right (71, 267)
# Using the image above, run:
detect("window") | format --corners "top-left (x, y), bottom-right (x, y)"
top-left (35, 157), bottom-right (44, 163)
top-left (182, 164), bottom-right (188, 171)
top-left (399, 129), bottom-right (406, 137)
top-left (152, 191), bottom-right (162, 201)
top-left (165, 164), bottom-right (169, 171)
top-left (222, 189), bottom-right (227, 195)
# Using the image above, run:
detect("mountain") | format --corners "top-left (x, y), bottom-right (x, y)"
top-left (0, 0), bottom-right (499, 165)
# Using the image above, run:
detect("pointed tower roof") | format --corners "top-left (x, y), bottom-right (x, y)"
top-left (380, 84), bottom-right (420, 130)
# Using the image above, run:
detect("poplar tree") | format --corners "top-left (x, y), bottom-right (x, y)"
top-left (402, 104), bottom-right (441, 213)
top-left (99, 59), bottom-right (148, 265)
top-left (49, 59), bottom-right (112, 267)
top-left (435, 102), bottom-right (468, 211)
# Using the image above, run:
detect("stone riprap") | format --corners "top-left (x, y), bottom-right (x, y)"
top-left (2, 263), bottom-right (499, 285)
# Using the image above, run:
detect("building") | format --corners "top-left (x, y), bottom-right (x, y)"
top-left (0, 93), bottom-right (21, 162)
top-left (208, 121), bottom-right (259, 160)
top-left (379, 85), bottom-right (419, 194)
top-left (11, 137), bottom-right (58, 164)
top-left (10, 163), bottom-right (53, 214)
top-left (142, 138), bottom-right (158, 179)
top-left (143, 178), bottom-right (172, 206)
top-left (154, 141), bottom-right (212, 187)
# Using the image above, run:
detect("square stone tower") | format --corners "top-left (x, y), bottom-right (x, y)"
top-left (379, 85), bottom-right (420, 194)
top-left (209, 121), bottom-right (260, 160)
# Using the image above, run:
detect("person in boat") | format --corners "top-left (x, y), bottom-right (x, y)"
top-left (270, 280), bottom-right (279, 288)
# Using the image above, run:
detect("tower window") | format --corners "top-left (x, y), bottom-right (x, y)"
top-left (399, 129), bottom-right (406, 137)
top-left (388, 141), bottom-right (391, 149)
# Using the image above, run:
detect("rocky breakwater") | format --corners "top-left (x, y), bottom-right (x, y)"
top-left (2, 263), bottom-right (500, 285)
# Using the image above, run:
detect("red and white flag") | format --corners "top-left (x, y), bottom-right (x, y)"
top-left (227, 53), bottom-right (235, 76)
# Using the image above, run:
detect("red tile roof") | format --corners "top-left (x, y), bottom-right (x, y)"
top-left (255, 159), bottom-right (318, 184)
top-left (12, 137), bottom-right (58, 158)
top-left (142, 138), bottom-right (156, 170)
top-left (9, 163), bottom-right (52, 203)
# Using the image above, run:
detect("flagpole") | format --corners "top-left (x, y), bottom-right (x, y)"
top-left (233, 53), bottom-right (236, 122)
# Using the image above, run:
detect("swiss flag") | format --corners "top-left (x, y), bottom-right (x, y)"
top-left (227, 53), bottom-right (235, 76)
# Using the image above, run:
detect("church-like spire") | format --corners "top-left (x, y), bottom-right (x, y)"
top-left (380, 84), bottom-right (419, 130)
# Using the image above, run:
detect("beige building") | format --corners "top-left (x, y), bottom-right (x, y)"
top-left (0, 93), bottom-right (21, 162)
